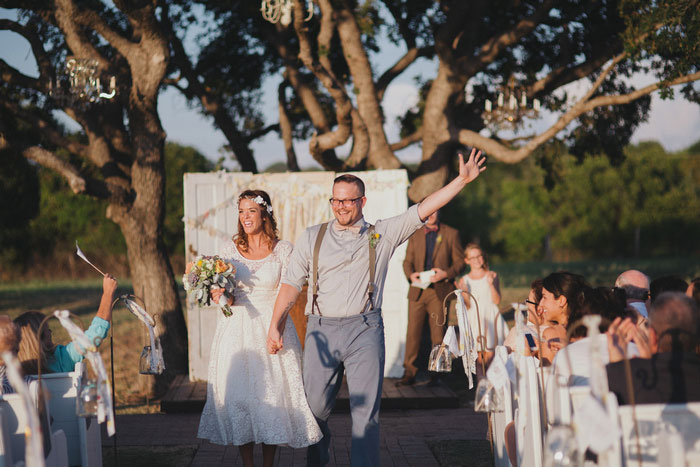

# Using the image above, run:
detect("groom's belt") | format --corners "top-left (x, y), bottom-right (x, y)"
top-left (311, 222), bottom-right (377, 316)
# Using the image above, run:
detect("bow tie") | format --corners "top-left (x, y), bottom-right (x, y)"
top-left (334, 223), bottom-right (362, 234)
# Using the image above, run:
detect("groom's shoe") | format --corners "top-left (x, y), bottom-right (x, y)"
top-left (395, 375), bottom-right (415, 386)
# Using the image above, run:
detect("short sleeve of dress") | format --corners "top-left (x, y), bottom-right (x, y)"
top-left (276, 240), bottom-right (294, 285)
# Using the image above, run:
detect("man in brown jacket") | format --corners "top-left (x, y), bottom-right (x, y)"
top-left (398, 210), bottom-right (464, 386)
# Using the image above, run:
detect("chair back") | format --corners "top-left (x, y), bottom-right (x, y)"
top-left (36, 362), bottom-right (100, 467)
top-left (515, 356), bottom-right (544, 467)
top-left (491, 346), bottom-right (514, 467)
top-left (0, 393), bottom-right (32, 464)
top-left (618, 402), bottom-right (700, 467)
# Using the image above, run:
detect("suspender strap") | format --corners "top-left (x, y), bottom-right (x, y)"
top-left (311, 222), bottom-right (329, 315)
top-left (367, 224), bottom-right (376, 312)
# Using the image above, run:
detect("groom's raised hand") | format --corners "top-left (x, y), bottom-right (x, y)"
top-left (457, 147), bottom-right (486, 184)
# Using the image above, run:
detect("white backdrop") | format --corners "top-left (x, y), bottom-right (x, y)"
top-left (183, 170), bottom-right (411, 380)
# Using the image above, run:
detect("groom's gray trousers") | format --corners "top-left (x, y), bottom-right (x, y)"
top-left (303, 309), bottom-right (385, 467)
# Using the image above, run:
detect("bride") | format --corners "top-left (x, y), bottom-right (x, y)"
top-left (197, 190), bottom-right (321, 466)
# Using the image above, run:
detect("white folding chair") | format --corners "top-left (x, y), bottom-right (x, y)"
top-left (617, 402), bottom-right (700, 467)
top-left (28, 380), bottom-right (69, 467)
top-left (35, 362), bottom-right (101, 467)
top-left (491, 346), bottom-right (512, 467)
top-left (0, 389), bottom-right (68, 467)
top-left (0, 406), bottom-right (15, 467)
top-left (515, 356), bottom-right (544, 467)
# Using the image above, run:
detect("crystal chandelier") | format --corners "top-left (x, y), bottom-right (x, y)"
top-left (49, 57), bottom-right (117, 106)
top-left (260, 0), bottom-right (313, 27)
top-left (481, 76), bottom-right (540, 132)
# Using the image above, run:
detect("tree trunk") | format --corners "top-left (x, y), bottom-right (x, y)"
top-left (335, 5), bottom-right (400, 169)
top-left (409, 61), bottom-right (464, 201)
top-left (119, 215), bottom-right (188, 394)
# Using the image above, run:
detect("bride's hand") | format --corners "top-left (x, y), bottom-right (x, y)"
top-left (211, 287), bottom-right (233, 305)
top-left (267, 324), bottom-right (284, 355)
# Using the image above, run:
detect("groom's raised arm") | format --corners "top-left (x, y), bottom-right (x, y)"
top-left (417, 148), bottom-right (485, 221)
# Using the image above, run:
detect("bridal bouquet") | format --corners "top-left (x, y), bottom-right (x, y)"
top-left (183, 256), bottom-right (236, 317)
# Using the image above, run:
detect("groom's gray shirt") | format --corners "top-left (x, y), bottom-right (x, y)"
top-left (282, 204), bottom-right (424, 318)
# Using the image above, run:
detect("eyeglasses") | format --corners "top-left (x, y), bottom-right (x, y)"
top-left (467, 254), bottom-right (483, 260)
top-left (329, 197), bottom-right (362, 208)
top-left (525, 299), bottom-right (538, 306)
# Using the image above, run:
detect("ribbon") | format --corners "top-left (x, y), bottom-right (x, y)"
top-left (53, 310), bottom-right (115, 436)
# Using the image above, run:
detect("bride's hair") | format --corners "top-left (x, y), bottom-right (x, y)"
top-left (233, 189), bottom-right (279, 252)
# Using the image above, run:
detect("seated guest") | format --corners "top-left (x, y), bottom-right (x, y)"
top-left (504, 278), bottom-right (547, 355)
top-left (14, 274), bottom-right (118, 374)
top-left (548, 287), bottom-right (634, 388)
top-left (615, 269), bottom-right (651, 321)
top-left (0, 315), bottom-right (22, 394)
top-left (537, 271), bottom-right (588, 366)
top-left (606, 292), bottom-right (700, 405)
top-left (649, 275), bottom-right (688, 303)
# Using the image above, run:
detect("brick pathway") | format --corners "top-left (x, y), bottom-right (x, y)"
top-left (102, 408), bottom-right (488, 466)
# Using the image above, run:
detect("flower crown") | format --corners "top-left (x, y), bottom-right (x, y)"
top-left (240, 195), bottom-right (273, 214)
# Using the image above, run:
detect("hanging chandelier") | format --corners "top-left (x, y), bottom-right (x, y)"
top-left (260, 0), bottom-right (313, 27)
top-left (481, 76), bottom-right (540, 132)
top-left (48, 57), bottom-right (117, 106)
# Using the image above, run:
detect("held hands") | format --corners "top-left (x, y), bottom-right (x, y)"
top-left (457, 148), bottom-right (486, 184)
top-left (267, 323), bottom-right (284, 354)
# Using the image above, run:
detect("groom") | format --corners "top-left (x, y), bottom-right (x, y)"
top-left (268, 148), bottom-right (486, 466)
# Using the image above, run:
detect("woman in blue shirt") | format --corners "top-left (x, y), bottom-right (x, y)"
top-left (15, 274), bottom-right (117, 374)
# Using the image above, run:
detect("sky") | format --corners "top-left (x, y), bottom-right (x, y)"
top-left (2, 7), bottom-right (699, 171)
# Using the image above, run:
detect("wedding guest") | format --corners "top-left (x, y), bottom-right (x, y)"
top-left (606, 292), bottom-right (700, 405)
top-left (548, 287), bottom-right (634, 389)
top-left (503, 278), bottom-right (547, 355)
top-left (456, 244), bottom-right (508, 356)
top-left (649, 275), bottom-right (688, 303)
top-left (268, 148), bottom-right (486, 467)
top-left (614, 269), bottom-right (651, 320)
top-left (198, 190), bottom-right (321, 467)
top-left (537, 271), bottom-right (588, 366)
top-left (398, 209), bottom-right (463, 386)
top-left (0, 315), bottom-right (21, 394)
top-left (14, 274), bottom-right (117, 374)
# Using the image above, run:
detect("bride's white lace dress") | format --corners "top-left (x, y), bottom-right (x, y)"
top-left (197, 240), bottom-right (322, 448)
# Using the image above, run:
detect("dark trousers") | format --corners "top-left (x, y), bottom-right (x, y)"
top-left (402, 287), bottom-right (445, 379)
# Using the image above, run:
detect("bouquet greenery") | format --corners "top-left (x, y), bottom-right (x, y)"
top-left (183, 256), bottom-right (236, 317)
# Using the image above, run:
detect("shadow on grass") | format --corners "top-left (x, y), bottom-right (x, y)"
top-left (102, 445), bottom-right (197, 467)
top-left (428, 439), bottom-right (493, 467)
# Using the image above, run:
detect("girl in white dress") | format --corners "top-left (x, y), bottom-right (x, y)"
top-left (197, 190), bottom-right (321, 467)
top-left (457, 243), bottom-right (508, 353)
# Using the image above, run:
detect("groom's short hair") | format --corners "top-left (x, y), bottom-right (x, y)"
top-left (333, 174), bottom-right (365, 196)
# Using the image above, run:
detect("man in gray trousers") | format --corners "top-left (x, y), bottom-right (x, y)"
top-left (267, 148), bottom-right (486, 466)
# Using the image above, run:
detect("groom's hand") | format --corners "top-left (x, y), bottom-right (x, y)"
top-left (267, 324), bottom-right (284, 354)
top-left (457, 147), bottom-right (486, 184)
